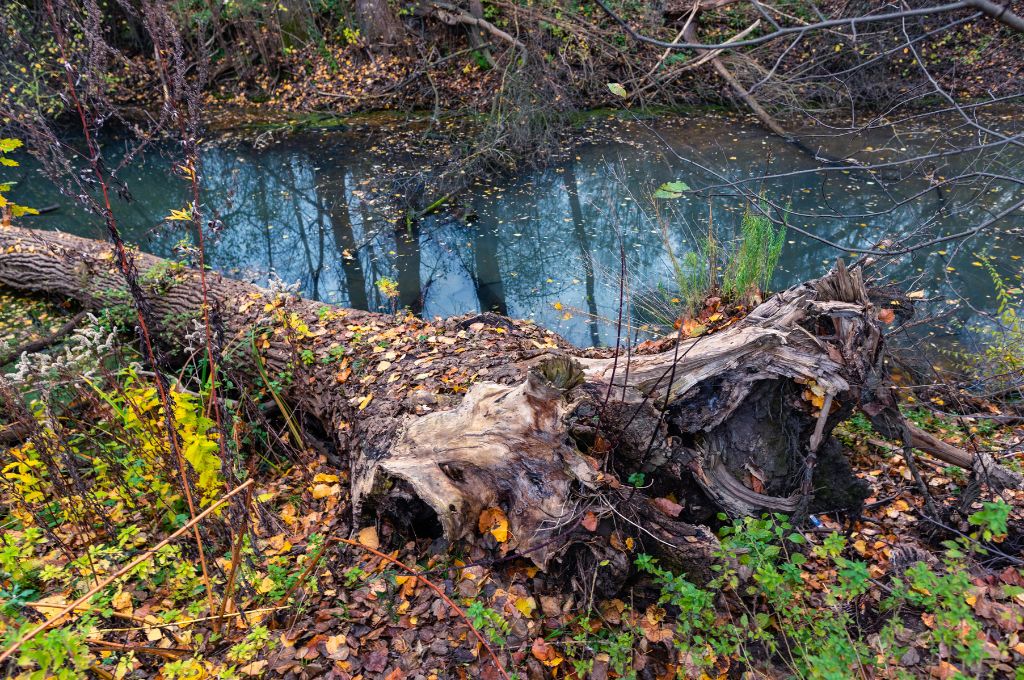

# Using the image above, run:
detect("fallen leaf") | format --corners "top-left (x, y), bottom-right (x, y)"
top-left (240, 660), bottom-right (268, 676)
top-left (514, 596), bottom-right (536, 617)
top-left (478, 507), bottom-right (510, 543)
top-left (653, 497), bottom-right (683, 518)
top-left (357, 526), bottom-right (380, 550)
top-left (531, 637), bottom-right (564, 667)
top-left (311, 483), bottom-right (338, 499)
top-left (582, 511), bottom-right (598, 532)
top-left (111, 590), bottom-right (132, 613)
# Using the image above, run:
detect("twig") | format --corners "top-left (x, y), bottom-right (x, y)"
top-left (0, 479), bottom-right (253, 664)
top-left (92, 606), bottom-right (285, 634)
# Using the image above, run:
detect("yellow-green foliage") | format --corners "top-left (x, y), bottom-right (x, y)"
top-left (0, 139), bottom-right (39, 220)
top-left (955, 254), bottom-right (1023, 391)
top-left (120, 383), bottom-right (224, 505)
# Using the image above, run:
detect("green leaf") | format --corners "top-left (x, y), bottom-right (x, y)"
top-left (653, 180), bottom-right (691, 199)
top-left (607, 82), bottom-right (628, 98)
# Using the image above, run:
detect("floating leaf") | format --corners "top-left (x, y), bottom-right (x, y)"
top-left (653, 180), bottom-right (691, 199)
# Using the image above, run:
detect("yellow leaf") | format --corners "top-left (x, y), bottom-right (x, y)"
top-left (111, 590), bottom-right (132, 613)
top-left (313, 473), bottom-right (339, 483)
top-left (478, 507), bottom-right (510, 543)
top-left (357, 526), bottom-right (380, 549)
top-left (256, 576), bottom-right (276, 594)
top-left (311, 483), bottom-right (338, 499)
top-left (357, 394), bottom-right (373, 410)
top-left (514, 596), bottom-right (537, 618)
top-left (165, 207), bottom-right (192, 222)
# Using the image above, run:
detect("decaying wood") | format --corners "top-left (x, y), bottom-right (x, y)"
top-left (1, 224), bottom-right (1019, 583)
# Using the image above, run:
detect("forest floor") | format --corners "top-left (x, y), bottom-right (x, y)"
top-left (2, 293), bottom-right (1024, 680)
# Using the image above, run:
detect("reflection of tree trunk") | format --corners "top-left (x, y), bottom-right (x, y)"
top-left (318, 169), bottom-right (368, 310)
top-left (355, 0), bottom-right (405, 47)
top-left (395, 224), bottom-right (423, 314)
top-left (471, 222), bottom-right (507, 315)
top-left (564, 162), bottom-right (601, 347)
top-left (286, 164), bottom-right (321, 299)
top-left (255, 176), bottom-right (274, 275)
top-left (313, 193), bottom-right (326, 299)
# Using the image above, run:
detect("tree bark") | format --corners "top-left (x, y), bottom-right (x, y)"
top-left (1, 225), bottom-right (1018, 584)
top-left (354, 0), bottom-right (406, 48)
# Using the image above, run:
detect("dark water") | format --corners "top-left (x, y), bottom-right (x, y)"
top-left (9, 112), bottom-right (1023, 350)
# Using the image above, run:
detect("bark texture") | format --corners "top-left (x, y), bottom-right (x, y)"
top-left (1, 224), bottom-right (1018, 583)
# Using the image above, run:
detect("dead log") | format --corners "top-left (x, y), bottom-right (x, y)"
top-left (0, 224), bottom-right (1018, 583)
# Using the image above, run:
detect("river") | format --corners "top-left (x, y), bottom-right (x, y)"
top-left (10, 111), bottom-right (1023, 353)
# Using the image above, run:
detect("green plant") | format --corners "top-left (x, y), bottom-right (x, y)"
top-left (722, 205), bottom-right (786, 302)
top-left (955, 254), bottom-right (1023, 391)
top-left (635, 515), bottom-right (874, 678)
top-left (14, 626), bottom-right (92, 679)
top-left (968, 498), bottom-right (1011, 542)
top-left (569, 616), bottom-right (639, 679)
top-left (646, 191), bottom-right (786, 322)
top-left (227, 625), bottom-right (274, 663)
top-left (465, 599), bottom-right (509, 645)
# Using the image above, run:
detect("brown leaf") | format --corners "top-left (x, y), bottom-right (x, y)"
top-left (653, 497), bottom-right (683, 518)
top-left (364, 649), bottom-right (388, 673)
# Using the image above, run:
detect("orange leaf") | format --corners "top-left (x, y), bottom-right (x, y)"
top-left (878, 308), bottom-right (895, 324)
top-left (357, 526), bottom-right (380, 550)
top-left (531, 637), bottom-right (564, 667)
top-left (581, 511), bottom-right (598, 532)
top-left (478, 507), bottom-right (509, 543)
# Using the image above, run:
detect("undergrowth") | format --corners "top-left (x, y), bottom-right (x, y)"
top-left (561, 507), bottom-right (1021, 680)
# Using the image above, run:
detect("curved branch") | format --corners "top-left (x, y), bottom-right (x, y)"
top-left (596, 0), bottom-right (1023, 51)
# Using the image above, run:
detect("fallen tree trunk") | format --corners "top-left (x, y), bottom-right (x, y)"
top-left (1, 224), bottom-right (1018, 584)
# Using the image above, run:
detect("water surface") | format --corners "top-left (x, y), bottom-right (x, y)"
top-left (11, 112), bottom-right (1023, 352)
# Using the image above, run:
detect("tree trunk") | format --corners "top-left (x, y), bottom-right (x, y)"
top-left (1, 225), bottom-right (1018, 585)
top-left (354, 0), bottom-right (405, 48)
